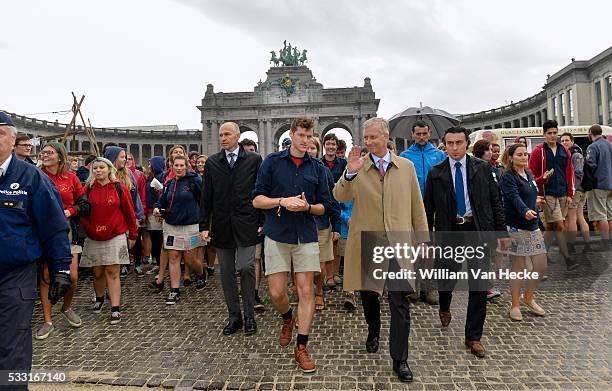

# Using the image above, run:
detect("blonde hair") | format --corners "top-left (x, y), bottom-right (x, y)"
top-left (86, 157), bottom-right (118, 186)
top-left (362, 117), bottom-right (390, 136)
top-left (310, 137), bottom-right (321, 157)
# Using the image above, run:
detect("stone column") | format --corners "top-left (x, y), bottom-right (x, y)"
top-left (77, 139), bottom-right (82, 152)
top-left (210, 121), bottom-right (220, 155)
top-left (258, 119), bottom-right (265, 155)
top-left (601, 79), bottom-right (609, 125)
top-left (353, 116), bottom-right (361, 145)
top-left (138, 144), bottom-right (143, 165)
top-left (266, 120), bottom-right (273, 155)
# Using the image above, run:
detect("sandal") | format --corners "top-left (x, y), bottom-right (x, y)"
top-left (333, 273), bottom-right (342, 285)
top-left (315, 294), bottom-right (325, 311)
top-left (325, 277), bottom-right (336, 290)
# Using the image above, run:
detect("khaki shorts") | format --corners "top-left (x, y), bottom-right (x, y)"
top-left (542, 195), bottom-right (568, 223)
top-left (337, 237), bottom-right (347, 257)
top-left (264, 237), bottom-right (320, 276)
top-left (587, 189), bottom-right (612, 221)
top-left (317, 227), bottom-right (334, 262)
top-left (255, 242), bottom-right (262, 259)
top-left (570, 191), bottom-right (587, 209)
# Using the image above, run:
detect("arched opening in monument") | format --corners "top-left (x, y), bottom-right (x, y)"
top-left (239, 128), bottom-right (259, 151)
top-left (275, 124), bottom-right (292, 152)
top-left (322, 128), bottom-right (354, 154)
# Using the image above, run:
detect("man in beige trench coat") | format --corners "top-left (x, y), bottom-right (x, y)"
top-left (334, 117), bottom-right (429, 383)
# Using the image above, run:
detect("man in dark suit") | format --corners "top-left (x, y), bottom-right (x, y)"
top-left (200, 122), bottom-right (263, 336)
top-left (424, 126), bottom-right (507, 358)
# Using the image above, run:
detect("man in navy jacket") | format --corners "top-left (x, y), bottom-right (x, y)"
top-left (0, 112), bottom-right (72, 389)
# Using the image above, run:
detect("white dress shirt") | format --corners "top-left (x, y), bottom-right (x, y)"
top-left (345, 149), bottom-right (391, 180)
top-left (225, 145), bottom-right (240, 165)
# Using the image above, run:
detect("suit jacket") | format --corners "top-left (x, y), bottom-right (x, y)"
top-left (423, 155), bottom-right (506, 232)
top-left (333, 152), bottom-right (429, 294)
top-left (200, 145), bottom-right (263, 249)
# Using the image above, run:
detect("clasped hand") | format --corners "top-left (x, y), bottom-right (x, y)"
top-left (281, 192), bottom-right (309, 212)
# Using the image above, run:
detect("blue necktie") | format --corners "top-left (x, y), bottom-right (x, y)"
top-left (454, 161), bottom-right (466, 217)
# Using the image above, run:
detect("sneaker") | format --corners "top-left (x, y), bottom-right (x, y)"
top-left (109, 311), bottom-right (121, 325)
top-left (92, 300), bottom-right (104, 314)
top-left (520, 296), bottom-right (545, 316)
top-left (62, 308), bottom-right (82, 328)
top-left (148, 280), bottom-right (164, 293)
top-left (343, 292), bottom-right (356, 310)
top-left (254, 294), bottom-right (265, 312)
top-left (294, 344), bottom-right (316, 373)
top-left (195, 277), bottom-right (206, 291)
top-left (166, 291), bottom-right (180, 305)
top-left (120, 266), bottom-right (129, 277)
top-left (279, 314), bottom-right (297, 347)
top-left (146, 265), bottom-right (160, 275)
top-left (34, 322), bottom-right (54, 340)
top-left (142, 256), bottom-right (152, 265)
top-left (564, 256), bottom-right (580, 271)
top-left (509, 306), bottom-right (523, 321)
top-left (91, 292), bottom-right (97, 303)
top-left (487, 289), bottom-right (502, 300)
top-left (134, 266), bottom-right (145, 277)
top-left (207, 266), bottom-right (215, 278)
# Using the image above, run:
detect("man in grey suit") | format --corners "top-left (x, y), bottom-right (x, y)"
top-left (200, 122), bottom-right (263, 335)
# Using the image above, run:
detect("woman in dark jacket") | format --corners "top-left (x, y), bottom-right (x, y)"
top-left (500, 143), bottom-right (547, 322)
top-left (154, 155), bottom-right (206, 305)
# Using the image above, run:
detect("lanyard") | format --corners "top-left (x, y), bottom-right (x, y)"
top-left (168, 179), bottom-right (179, 212)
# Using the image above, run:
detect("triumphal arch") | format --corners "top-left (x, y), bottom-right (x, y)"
top-left (198, 42), bottom-right (379, 156)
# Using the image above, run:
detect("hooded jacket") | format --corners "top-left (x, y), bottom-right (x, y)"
top-left (81, 180), bottom-right (138, 241)
top-left (103, 146), bottom-right (144, 220)
top-left (400, 142), bottom-right (446, 195)
top-left (155, 171), bottom-right (202, 226)
top-left (145, 156), bottom-right (165, 211)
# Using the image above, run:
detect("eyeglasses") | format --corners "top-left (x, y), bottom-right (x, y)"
top-left (16, 144), bottom-right (33, 148)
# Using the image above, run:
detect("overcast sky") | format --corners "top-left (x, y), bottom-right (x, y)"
top-left (2, 0), bottom-right (611, 130)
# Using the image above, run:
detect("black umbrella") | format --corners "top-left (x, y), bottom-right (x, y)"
top-left (389, 105), bottom-right (459, 140)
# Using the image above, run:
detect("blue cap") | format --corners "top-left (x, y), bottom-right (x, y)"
top-left (0, 112), bottom-right (15, 127)
top-left (282, 138), bottom-right (292, 147)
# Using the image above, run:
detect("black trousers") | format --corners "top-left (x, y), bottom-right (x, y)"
top-left (0, 263), bottom-right (36, 391)
top-left (361, 290), bottom-right (411, 361)
top-left (437, 221), bottom-right (487, 341)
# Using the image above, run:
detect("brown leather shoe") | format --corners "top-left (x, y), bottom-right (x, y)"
top-left (465, 339), bottom-right (486, 358)
top-left (294, 344), bottom-right (316, 373)
top-left (439, 310), bottom-right (452, 327)
top-left (279, 314), bottom-right (296, 347)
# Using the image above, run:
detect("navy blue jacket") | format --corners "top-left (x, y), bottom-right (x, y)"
top-left (252, 149), bottom-right (333, 244)
top-left (313, 161), bottom-right (341, 232)
top-left (320, 156), bottom-right (347, 183)
top-left (145, 156), bottom-right (165, 209)
top-left (0, 154), bottom-right (71, 278)
top-left (500, 170), bottom-right (539, 231)
top-left (155, 171), bottom-right (202, 226)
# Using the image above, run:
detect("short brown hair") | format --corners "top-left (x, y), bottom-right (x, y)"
top-left (15, 133), bottom-right (30, 145)
top-left (589, 124), bottom-right (603, 136)
top-left (291, 116), bottom-right (314, 132)
top-left (472, 139), bottom-right (491, 159)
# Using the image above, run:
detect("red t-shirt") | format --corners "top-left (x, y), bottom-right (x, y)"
top-left (325, 159), bottom-right (335, 170)
top-left (290, 155), bottom-right (303, 168)
top-left (42, 168), bottom-right (85, 218)
top-left (81, 181), bottom-right (138, 241)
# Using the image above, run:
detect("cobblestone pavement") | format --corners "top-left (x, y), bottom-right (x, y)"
top-left (31, 244), bottom-right (611, 390)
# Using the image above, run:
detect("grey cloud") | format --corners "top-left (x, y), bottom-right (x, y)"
top-left (173, 0), bottom-right (607, 117)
